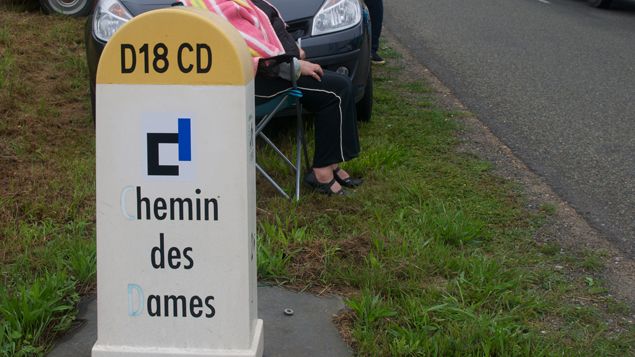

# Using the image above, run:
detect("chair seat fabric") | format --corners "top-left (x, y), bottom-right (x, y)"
top-left (255, 89), bottom-right (303, 118)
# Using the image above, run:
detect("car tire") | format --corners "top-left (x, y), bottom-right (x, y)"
top-left (356, 69), bottom-right (373, 122)
top-left (588, 0), bottom-right (612, 8)
top-left (40, 0), bottom-right (93, 17)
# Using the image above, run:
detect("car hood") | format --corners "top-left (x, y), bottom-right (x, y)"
top-left (120, 0), bottom-right (324, 22)
top-left (267, 0), bottom-right (323, 21)
top-left (120, 0), bottom-right (173, 16)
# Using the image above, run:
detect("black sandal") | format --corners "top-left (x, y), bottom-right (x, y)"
top-left (333, 167), bottom-right (363, 188)
top-left (304, 171), bottom-right (347, 196)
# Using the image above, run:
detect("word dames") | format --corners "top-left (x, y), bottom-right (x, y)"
top-left (128, 284), bottom-right (215, 319)
top-left (125, 234), bottom-right (212, 318)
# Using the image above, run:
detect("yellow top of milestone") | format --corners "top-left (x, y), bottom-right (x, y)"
top-left (97, 8), bottom-right (254, 85)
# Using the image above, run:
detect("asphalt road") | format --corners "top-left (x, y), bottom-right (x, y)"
top-left (384, 0), bottom-right (635, 257)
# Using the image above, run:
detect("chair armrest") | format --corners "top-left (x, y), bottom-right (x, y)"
top-left (258, 55), bottom-right (300, 85)
top-left (258, 54), bottom-right (295, 67)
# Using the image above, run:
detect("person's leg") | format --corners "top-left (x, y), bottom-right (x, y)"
top-left (255, 72), bottom-right (360, 193)
top-left (299, 72), bottom-right (361, 192)
top-left (365, 0), bottom-right (384, 63)
top-left (295, 71), bottom-right (359, 170)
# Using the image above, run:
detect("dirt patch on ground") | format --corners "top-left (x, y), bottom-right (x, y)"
top-left (287, 239), bottom-right (330, 284)
top-left (381, 31), bottom-right (635, 310)
top-left (282, 234), bottom-right (372, 297)
top-left (334, 234), bottom-right (372, 265)
top-left (332, 308), bottom-right (357, 351)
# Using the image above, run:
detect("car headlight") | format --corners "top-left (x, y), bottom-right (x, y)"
top-left (312, 0), bottom-right (362, 36)
top-left (93, 0), bottom-right (132, 42)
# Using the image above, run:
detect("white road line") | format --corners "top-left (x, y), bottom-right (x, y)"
top-left (538, 0), bottom-right (551, 4)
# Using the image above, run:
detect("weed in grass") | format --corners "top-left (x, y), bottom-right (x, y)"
top-left (0, 272), bottom-right (79, 355)
top-left (342, 141), bottom-right (408, 174)
top-left (256, 217), bottom-right (302, 281)
top-left (472, 160), bottom-right (492, 173)
top-left (62, 54), bottom-right (89, 94)
top-left (7, 137), bottom-right (27, 158)
top-left (260, 217), bottom-right (309, 246)
top-left (0, 220), bottom-right (94, 353)
top-left (539, 202), bottom-right (557, 215)
top-left (533, 268), bottom-right (567, 292)
top-left (257, 235), bottom-right (292, 280)
top-left (416, 100), bottom-right (434, 109)
top-left (0, 48), bottom-right (14, 90)
top-left (387, 198), bottom-right (485, 247)
top-left (47, 21), bottom-right (82, 45)
top-left (0, 25), bottom-right (10, 46)
top-left (62, 237), bottom-right (96, 292)
top-left (538, 241), bottom-right (560, 256)
top-left (427, 201), bottom-right (484, 246)
top-left (36, 97), bottom-right (60, 118)
top-left (588, 285), bottom-right (608, 296)
top-left (578, 249), bottom-right (606, 272)
top-left (398, 81), bottom-right (432, 94)
top-left (347, 292), bottom-right (397, 327)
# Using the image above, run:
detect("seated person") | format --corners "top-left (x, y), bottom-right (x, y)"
top-left (182, 0), bottom-right (363, 195)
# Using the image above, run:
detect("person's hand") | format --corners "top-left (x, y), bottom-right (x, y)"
top-left (299, 60), bottom-right (323, 81)
top-left (299, 47), bottom-right (306, 60)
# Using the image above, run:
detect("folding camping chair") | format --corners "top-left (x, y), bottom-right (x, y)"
top-left (255, 56), bottom-right (310, 201)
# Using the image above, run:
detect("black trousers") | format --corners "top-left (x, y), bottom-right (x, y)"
top-left (255, 71), bottom-right (360, 168)
top-left (365, 0), bottom-right (383, 54)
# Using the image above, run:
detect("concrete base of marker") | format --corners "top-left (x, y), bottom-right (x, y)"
top-left (91, 319), bottom-right (263, 357)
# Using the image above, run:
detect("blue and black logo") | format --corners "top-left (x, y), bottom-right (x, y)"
top-left (147, 118), bottom-right (191, 176)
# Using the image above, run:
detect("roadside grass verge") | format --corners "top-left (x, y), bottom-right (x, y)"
top-left (0, 6), bottom-right (633, 357)
top-left (255, 50), bottom-right (635, 355)
top-left (0, 10), bottom-right (94, 356)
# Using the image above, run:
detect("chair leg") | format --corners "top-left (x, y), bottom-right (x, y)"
top-left (256, 163), bottom-right (290, 200)
top-left (295, 104), bottom-right (303, 201)
top-left (259, 132), bottom-right (296, 171)
top-left (255, 91), bottom-right (306, 201)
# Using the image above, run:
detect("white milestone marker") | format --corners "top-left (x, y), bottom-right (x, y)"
top-left (93, 8), bottom-right (262, 357)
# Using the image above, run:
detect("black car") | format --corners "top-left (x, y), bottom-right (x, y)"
top-left (589, 0), bottom-right (612, 7)
top-left (85, 0), bottom-right (373, 121)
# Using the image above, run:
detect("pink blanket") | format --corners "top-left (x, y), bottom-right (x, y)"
top-left (182, 0), bottom-right (286, 71)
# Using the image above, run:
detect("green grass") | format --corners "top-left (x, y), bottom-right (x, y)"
top-left (0, 51), bottom-right (12, 90)
top-left (0, 9), bottom-right (94, 356)
top-left (254, 47), bottom-right (635, 355)
top-left (0, 273), bottom-right (79, 356)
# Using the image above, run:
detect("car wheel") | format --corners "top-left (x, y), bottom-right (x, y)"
top-left (588, 0), bottom-right (612, 8)
top-left (40, 0), bottom-right (93, 17)
top-left (356, 69), bottom-right (373, 122)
